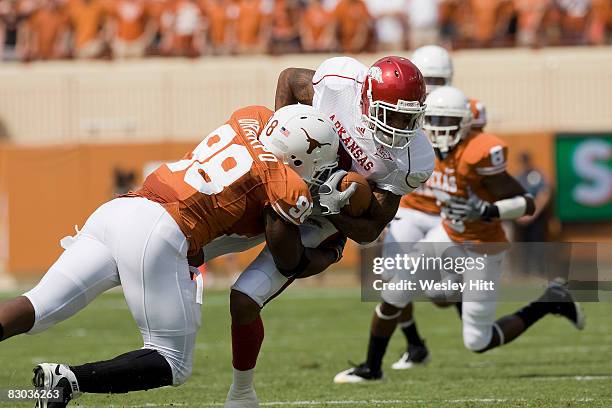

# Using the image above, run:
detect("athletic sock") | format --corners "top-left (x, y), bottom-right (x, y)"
top-left (399, 319), bottom-right (425, 348)
top-left (454, 302), bottom-right (463, 318)
top-left (231, 315), bottom-right (264, 371)
top-left (365, 334), bottom-right (391, 373)
top-left (514, 301), bottom-right (552, 329)
top-left (70, 349), bottom-right (173, 393)
top-left (228, 367), bottom-right (255, 397)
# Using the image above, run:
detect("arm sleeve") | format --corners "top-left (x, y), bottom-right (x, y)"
top-left (266, 169), bottom-right (313, 226)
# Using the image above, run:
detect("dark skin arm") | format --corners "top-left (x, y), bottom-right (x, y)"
top-left (327, 187), bottom-right (401, 245)
top-left (275, 67), bottom-right (316, 109)
top-left (264, 206), bottom-right (338, 279)
top-left (481, 171), bottom-right (536, 216)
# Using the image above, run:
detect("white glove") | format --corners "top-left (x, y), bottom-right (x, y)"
top-left (317, 170), bottom-right (358, 215)
top-left (446, 195), bottom-right (490, 222)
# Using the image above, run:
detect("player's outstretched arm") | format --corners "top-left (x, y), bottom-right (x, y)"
top-left (447, 172), bottom-right (536, 222)
top-left (264, 207), bottom-right (341, 279)
top-left (275, 68), bottom-right (316, 110)
top-left (327, 188), bottom-right (401, 244)
top-left (480, 171), bottom-right (536, 219)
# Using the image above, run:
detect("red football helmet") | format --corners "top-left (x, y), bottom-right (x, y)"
top-left (361, 56), bottom-right (427, 148)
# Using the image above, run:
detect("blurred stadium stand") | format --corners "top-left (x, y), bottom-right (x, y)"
top-left (1, 0), bottom-right (612, 61)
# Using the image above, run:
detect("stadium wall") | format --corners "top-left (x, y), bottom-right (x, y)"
top-left (0, 47), bottom-right (611, 144)
top-left (1, 133), bottom-right (608, 279)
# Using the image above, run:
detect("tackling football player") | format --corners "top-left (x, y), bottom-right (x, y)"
top-left (334, 86), bottom-right (585, 383)
top-left (0, 104), bottom-right (344, 407)
top-left (219, 56), bottom-right (436, 407)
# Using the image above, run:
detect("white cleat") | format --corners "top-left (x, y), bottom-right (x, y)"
top-left (391, 352), bottom-right (430, 370)
top-left (224, 386), bottom-right (259, 408)
top-left (390, 343), bottom-right (430, 370)
top-left (333, 363), bottom-right (382, 384)
top-left (32, 363), bottom-right (81, 408)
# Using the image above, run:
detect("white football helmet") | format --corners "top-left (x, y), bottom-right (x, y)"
top-left (411, 45), bottom-right (453, 95)
top-left (423, 86), bottom-right (472, 153)
top-left (469, 98), bottom-right (488, 130)
top-left (260, 104), bottom-right (339, 186)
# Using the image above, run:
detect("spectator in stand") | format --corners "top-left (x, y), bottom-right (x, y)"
top-left (588, 0), bottom-right (609, 44)
top-left (160, 0), bottom-right (205, 57)
top-left (67, 0), bottom-right (108, 59)
top-left (551, 0), bottom-right (592, 45)
top-left (233, 0), bottom-right (270, 54)
top-left (21, 0), bottom-right (70, 60)
top-left (333, 0), bottom-right (371, 53)
top-left (200, 0), bottom-right (233, 55)
top-left (300, 0), bottom-right (336, 52)
top-left (436, 0), bottom-right (472, 49)
top-left (268, 0), bottom-right (301, 55)
top-left (107, 0), bottom-right (156, 59)
top-left (406, 0), bottom-right (440, 49)
top-left (514, 0), bottom-right (552, 47)
top-left (0, 0), bottom-right (36, 61)
top-left (365, 0), bottom-right (408, 51)
top-left (146, 0), bottom-right (166, 54)
top-left (469, 0), bottom-right (502, 47)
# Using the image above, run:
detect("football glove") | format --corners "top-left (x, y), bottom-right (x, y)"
top-left (445, 195), bottom-right (493, 222)
top-left (318, 170), bottom-right (358, 215)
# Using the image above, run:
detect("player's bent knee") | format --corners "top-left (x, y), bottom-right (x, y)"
top-left (230, 290), bottom-right (261, 325)
top-left (171, 364), bottom-right (192, 386)
top-left (463, 328), bottom-right (494, 353)
top-left (375, 302), bottom-right (402, 320)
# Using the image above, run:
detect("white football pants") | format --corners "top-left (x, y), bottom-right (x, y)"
top-left (24, 197), bottom-right (201, 385)
top-left (381, 221), bottom-right (504, 352)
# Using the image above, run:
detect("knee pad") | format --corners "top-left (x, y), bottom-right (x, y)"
top-left (144, 345), bottom-right (194, 386)
top-left (463, 324), bottom-right (495, 352)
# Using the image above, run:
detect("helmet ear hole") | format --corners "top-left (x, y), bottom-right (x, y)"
top-left (294, 159), bottom-right (303, 167)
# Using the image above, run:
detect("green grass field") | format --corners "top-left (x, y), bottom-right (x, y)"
top-left (1, 286), bottom-right (611, 407)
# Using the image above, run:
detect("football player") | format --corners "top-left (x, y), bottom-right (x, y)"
top-left (376, 46), bottom-right (491, 372)
top-left (334, 86), bottom-right (585, 383)
top-left (219, 56), bottom-right (436, 407)
top-left (0, 104), bottom-right (344, 407)
top-left (386, 45), bottom-right (455, 370)
top-left (390, 98), bottom-right (489, 371)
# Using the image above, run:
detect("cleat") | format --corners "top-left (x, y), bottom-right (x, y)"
top-left (333, 362), bottom-right (382, 384)
top-left (32, 363), bottom-right (81, 408)
top-left (391, 343), bottom-right (430, 370)
top-left (224, 386), bottom-right (259, 408)
top-left (545, 278), bottom-right (586, 330)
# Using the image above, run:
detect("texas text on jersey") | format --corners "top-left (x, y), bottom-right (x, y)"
top-left (312, 56), bottom-right (434, 196)
top-left (126, 105), bottom-right (313, 257)
top-left (431, 131), bottom-right (509, 243)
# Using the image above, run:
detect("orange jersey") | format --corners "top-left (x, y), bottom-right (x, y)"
top-left (128, 105), bottom-right (313, 257)
top-left (430, 132), bottom-right (509, 243)
top-left (400, 185), bottom-right (440, 215)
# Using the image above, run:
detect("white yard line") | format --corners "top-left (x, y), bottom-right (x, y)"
top-left (530, 375), bottom-right (612, 381)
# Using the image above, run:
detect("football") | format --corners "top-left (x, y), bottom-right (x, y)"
top-left (339, 172), bottom-right (372, 217)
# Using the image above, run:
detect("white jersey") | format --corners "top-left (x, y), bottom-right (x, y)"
top-left (312, 57), bottom-right (434, 196)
